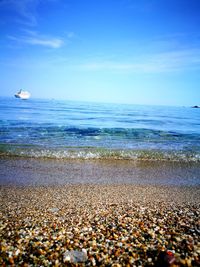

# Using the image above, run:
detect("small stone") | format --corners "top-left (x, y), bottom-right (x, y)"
top-left (91, 257), bottom-right (96, 266)
top-left (63, 249), bottom-right (88, 264)
top-left (48, 207), bottom-right (59, 213)
top-left (185, 258), bottom-right (192, 266)
top-left (92, 240), bottom-right (97, 246)
top-left (15, 249), bottom-right (20, 256)
top-left (180, 258), bottom-right (186, 265)
top-left (175, 236), bottom-right (181, 242)
top-left (147, 257), bottom-right (152, 262)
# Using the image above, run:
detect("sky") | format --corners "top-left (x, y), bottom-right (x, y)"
top-left (0, 0), bottom-right (200, 106)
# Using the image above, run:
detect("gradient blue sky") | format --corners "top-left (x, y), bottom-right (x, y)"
top-left (0, 0), bottom-right (200, 105)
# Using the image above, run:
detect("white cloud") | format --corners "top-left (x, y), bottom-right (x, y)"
top-left (8, 32), bottom-right (64, 48)
top-left (24, 37), bottom-right (63, 48)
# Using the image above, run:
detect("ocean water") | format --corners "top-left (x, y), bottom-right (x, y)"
top-left (0, 97), bottom-right (200, 162)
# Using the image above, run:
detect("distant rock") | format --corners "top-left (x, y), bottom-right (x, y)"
top-left (191, 105), bottom-right (200, 108)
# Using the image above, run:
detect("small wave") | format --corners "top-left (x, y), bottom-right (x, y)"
top-left (1, 145), bottom-right (200, 162)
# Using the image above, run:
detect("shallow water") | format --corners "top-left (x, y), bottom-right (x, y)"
top-left (0, 97), bottom-right (200, 162)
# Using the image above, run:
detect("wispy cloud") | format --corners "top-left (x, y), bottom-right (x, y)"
top-left (78, 48), bottom-right (200, 73)
top-left (24, 36), bottom-right (63, 48)
top-left (8, 31), bottom-right (64, 48)
top-left (0, 0), bottom-right (40, 26)
top-left (67, 32), bottom-right (75, 39)
top-left (0, 0), bottom-right (60, 26)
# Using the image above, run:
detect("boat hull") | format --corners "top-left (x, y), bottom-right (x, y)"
top-left (14, 91), bottom-right (30, 100)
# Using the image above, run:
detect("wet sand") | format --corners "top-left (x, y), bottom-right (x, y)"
top-left (0, 157), bottom-right (200, 266)
top-left (0, 157), bottom-right (200, 186)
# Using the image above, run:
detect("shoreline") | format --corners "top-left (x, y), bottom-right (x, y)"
top-left (0, 156), bottom-right (200, 186)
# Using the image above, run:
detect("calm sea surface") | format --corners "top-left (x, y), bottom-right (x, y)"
top-left (0, 97), bottom-right (200, 162)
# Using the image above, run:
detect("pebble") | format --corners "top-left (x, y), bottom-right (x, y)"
top-left (0, 184), bottom-right (199, 266)
top-left (48, 207), bottom-right (59, 213)
top-left (63, 249), bottom-right (88, 263)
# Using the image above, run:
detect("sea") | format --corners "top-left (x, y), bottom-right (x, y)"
top-left (0, 97), bottom-right (200, 162)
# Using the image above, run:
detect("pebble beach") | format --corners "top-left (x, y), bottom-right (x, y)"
top-left (1, 182), bottom-right (200, 266)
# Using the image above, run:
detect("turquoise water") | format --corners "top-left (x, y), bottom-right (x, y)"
top-left (0, 97), bottom-right (200, 161)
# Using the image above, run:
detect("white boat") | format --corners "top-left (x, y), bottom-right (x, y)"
top-left (15, 90), bottom-right (31, 100)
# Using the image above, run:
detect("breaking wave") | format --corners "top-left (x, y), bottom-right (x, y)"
top-left (1, 145), bottom-right (200, 162)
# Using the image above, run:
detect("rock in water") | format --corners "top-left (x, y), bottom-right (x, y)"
top-left (192, 105), bottom-right (200, 108)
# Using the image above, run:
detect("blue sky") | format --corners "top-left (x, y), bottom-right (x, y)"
top-left (0, 0), bottom-right (200, 106)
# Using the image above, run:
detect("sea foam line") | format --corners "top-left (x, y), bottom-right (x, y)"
top-left (1, 147), bottom-right (200, 162)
